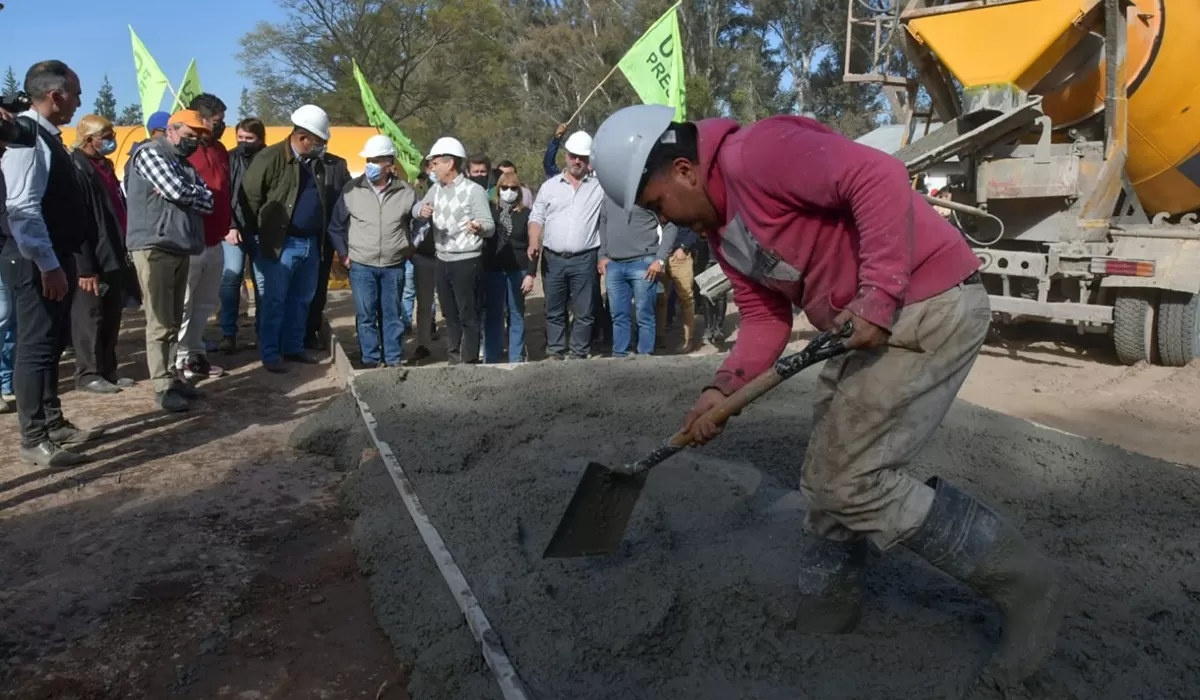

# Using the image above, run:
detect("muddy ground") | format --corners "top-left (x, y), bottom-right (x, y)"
top-left (310, 359), bottom-right (1200, 700)
top-left (0, 311), bottom-right (409, 700)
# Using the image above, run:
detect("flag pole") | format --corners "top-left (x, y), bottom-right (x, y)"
top-left (565, 63), bottom-right (622, 127)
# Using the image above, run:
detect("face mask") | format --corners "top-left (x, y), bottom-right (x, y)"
top-left (98, 138), bottom-right (117, 156)
top-left (469, 175), bottom-right (488, 188)
top-left (499, 188), bottom-right (518, 204)
top-left (308, 143), bottom-right (327, 159)
top-left (237, 142), bottom-right (264, 157)
top-left (211, 120), bottom-right (226, 141)
top-left (365, 162), bottom-right (387, 183)
top-left (176, 137), bottom-right (200, 158)
top-left (427, 173), bottom-right (436, 183)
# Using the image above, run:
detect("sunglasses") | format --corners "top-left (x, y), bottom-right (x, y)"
top-left (499, 186), bottom-right (519, 192)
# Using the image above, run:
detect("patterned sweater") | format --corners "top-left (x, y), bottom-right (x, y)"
top-left (419, 173), bottom-right (495, 261)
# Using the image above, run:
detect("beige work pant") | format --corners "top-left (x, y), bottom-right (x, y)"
top-left (655, 251), bottom-right (696, 347)
top-left (177, 242), bottom-right (223, 366)
top-left (132, 249), bottom-right (190, 393)
top-left (801, 282), bottom-right (991, 550)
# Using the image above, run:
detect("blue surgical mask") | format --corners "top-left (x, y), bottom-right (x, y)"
top-left (365, 162), bottom-right (386, 182)
top-left (98, 138), bottom-right (117, 156)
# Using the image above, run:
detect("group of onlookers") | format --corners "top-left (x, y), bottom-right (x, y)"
top-left (330, 123), bottom-right (716, 368)
top-left (0, 58), bottom-right (722, 468)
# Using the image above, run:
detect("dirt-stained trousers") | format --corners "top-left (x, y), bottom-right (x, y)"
top-left (800, 281), bottom-right (991, 551)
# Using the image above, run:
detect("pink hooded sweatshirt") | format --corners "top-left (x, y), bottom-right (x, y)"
top-left (696, 116), bottom-right (980, 395)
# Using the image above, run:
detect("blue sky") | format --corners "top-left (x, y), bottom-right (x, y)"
top-left (2, 0), bottom-right (286, 123)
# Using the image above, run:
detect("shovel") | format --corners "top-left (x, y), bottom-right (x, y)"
top-left (542, 323), bottom-right (852, 559)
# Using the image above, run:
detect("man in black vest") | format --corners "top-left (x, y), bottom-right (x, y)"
top-left (0, 60), bottom-right (103, 468)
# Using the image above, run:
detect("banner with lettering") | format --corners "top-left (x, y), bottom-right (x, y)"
top-left (351, 59), bottom-right (423, 181)
top-left (174, 59), bottom-right (202, 112)
top-left (128, 26), bottom-right (170, 133)
top-left (617, 2), bottom-right (686, 121)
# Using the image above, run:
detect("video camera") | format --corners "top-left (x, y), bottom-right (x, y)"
top-left (0, 91), bottom-right (35, 146)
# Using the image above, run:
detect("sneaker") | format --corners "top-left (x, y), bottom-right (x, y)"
top-left (155, 390), bottom-right (190, 413)
top-left (48, 419), bottom-right (105, 445)
top-left (111, 377), bottom-right (136, 388)
top-left (2, 393), bottom-right (14, 403)
top-left (183, 356), bottom-right (225, 381)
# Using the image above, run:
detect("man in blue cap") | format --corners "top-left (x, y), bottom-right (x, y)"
top-left (122, 111), bottom-right (170, 184)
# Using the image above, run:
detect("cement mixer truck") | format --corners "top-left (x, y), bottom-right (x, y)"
top-left (834, 0), bottom-right (1200, 365)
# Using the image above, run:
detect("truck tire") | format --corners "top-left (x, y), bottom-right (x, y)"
top-left (1113, 290), bottom-right (1157, 365)
top-left (1156, 291), bottom-right (1200, 367)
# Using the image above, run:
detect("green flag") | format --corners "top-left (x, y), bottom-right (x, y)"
top-left (174, 59), bottom-right (202, 112)
top-left (618, 2), bottom-right (686, 121)
top-left (351, 59), bottom-right (423, 181)
top-left (128, 26), bottom-right (171, 133)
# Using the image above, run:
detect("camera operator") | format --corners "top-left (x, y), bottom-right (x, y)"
top-left (0, 61), bottom-right (102, 468)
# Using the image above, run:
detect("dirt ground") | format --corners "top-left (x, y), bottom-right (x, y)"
top-left (0, 310), bottom-right (409, 700)
top-left (3, 276), bottom-right (1199, 700)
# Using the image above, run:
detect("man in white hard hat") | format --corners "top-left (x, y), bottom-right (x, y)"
top-left (526, 130), bottom-right (605, 360)
top-left (589, 105), bottom-right (1065, 687)
top-left (413, 136), bottom-right (494, 364)
top-left (327, 134), bottom-right (416, 368)
top-left (240, 103), bottom-right (334, 373)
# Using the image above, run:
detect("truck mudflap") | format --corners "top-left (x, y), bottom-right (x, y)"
top-left (1100, 237), bottom-right (1200, 294)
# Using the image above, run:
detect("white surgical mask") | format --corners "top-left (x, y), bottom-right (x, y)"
top-left (499, 188), bottom-right (519, 204)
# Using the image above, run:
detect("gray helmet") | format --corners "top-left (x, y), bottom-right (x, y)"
top-left (591, 104), bottom-right (677, 211)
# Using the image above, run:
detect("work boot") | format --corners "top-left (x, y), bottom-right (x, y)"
top-left (20, 440), bottom-right (87, 468)
top-left (404, 346), bottom-right (431, 366)
top-left (904, 477), bottom-right (1068, 684)
top-left (795, 535), bottom-right (867, 634)
top-left (156, 390), bottom-right (190, 413)
top-left (218, 335), bottom-right (237, 354)
top-left (48, 419), bottom-right (105, 445)
top-left (284, 352), bottom-right (319, 365)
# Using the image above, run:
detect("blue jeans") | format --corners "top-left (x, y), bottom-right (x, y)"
top-left (350, 262), bottom-right (406, 366)
top-left (220, 238), bottom-right (257, 337)
top-left (253, 235), bottom-right (320, 363)
top-left (483, 269), bottom-right (527, 364)
top-left (402, 258), bottom-right (415, 332)
top-left (0, 274), bottom-right (14, 395)
top-left (605, 255), bottom-right (659, 357)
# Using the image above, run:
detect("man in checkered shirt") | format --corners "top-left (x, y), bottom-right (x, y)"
top-left (124, 109), bottom-right (214, 413)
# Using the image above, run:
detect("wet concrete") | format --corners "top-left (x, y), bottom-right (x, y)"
top-left (313, 358), bottom-right (1200, 699)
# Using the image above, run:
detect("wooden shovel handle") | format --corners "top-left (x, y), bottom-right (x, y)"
top-left (665, 369), bottom-right (786, 449)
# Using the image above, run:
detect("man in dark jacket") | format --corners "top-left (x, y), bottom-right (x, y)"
top-left (70, 115), bottom-right (131, 395)
top-left (1, 61), bottom-right (102, 467)
top-left (126, 109), bottom-right (213, 412)
top-left (240, 104), bottom-right (331, 372)
top-left (219, 117), bottom-right (266, 352)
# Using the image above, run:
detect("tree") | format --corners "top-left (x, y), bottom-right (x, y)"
top-left (238, 87), bottom-right (253, 120)
top-left (2, 66), bottom-right (17, 96)
top-left (116, 103), bottom-right (143, 127)
top-left (94, 75), bottom-right (118, 121)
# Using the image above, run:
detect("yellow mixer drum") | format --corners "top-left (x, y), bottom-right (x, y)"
top-left (908, 0), bottom-right (1200, 216)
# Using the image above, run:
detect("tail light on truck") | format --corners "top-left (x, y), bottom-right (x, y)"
top-left (1089, 258), bottom-right (1156, 277)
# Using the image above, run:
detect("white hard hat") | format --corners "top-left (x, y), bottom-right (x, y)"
top-left (290, 104), bottom-right (331, 141)
top-left (591, 104), bottom-right (676, 210)
top-left (564, 131), bottom-right (593, 157)
top-left (427, 136), bottom-right (466, 160)
top-left (360, 134), bottom-right (397, 159)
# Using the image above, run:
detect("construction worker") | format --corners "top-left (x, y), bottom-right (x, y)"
top-left (589, 105), bottom-right (1066, 686)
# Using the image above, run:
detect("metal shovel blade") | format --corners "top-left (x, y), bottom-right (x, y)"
top-left (542, 462), bottom-right (649, 559)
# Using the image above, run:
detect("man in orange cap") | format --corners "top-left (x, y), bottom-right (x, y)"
top-left (124, 109), bottom-right (214, 413)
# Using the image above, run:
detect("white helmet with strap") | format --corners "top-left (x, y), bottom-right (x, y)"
top-left (591, 104), bottom-right (677, 211)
